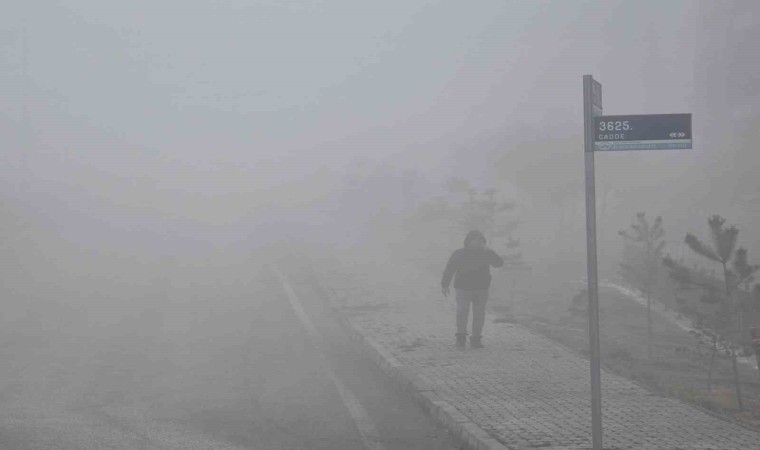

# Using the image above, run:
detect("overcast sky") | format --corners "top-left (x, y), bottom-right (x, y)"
top-left (3, 1), bottom-right (756, 256)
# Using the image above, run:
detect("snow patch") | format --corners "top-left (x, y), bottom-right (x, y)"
top-left (572, 279), bottom-right (758, 370)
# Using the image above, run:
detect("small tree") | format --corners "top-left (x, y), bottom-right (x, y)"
top-left (470, 190), bottom-right (525, 267)
top-left (619, 212), bottom-right (665, 359)
top-left (731, 248), bottom-right (759, 334)
top-left (445, 182), bottom-right (519, 252)
top-left (445, 182), bottom-right (528, 302)
top-left (754, 285), bottom-right (760, 382)
top-left (676, 215), bottom-right (759, 411)
top-left (664, 257), bottom-right (731, 392)
top-left (444, 177), bottom-right (471, 198)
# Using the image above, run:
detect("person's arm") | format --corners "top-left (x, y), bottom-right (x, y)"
top-left (441, 250), bottom-right (459, 295)
top-left (488, 249), bottom-right (504, 268)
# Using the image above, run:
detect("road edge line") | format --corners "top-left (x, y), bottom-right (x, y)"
top-left (270, 264), bottom-right (388, 450)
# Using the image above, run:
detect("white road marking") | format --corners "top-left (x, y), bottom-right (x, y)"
top-left (270, 264), bottom-right (387, 450)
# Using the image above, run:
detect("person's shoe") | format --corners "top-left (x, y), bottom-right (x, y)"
top-left (470, 336), bottom-right (484, 349)
top-left (455, 333), bottom-right (467, 349)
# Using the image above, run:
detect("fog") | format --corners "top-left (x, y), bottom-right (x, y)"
top-left (1, 1), bottom-right (759, 447)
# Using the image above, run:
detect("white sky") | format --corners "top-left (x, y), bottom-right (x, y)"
top-left (4, 1), bottom-right (756, 254)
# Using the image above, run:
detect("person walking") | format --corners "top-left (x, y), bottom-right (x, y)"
top-left (441, 230), bottom-right (504, 349)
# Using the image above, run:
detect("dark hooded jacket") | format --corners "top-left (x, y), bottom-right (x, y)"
top-left (441, 231), bottom-right (504, 290)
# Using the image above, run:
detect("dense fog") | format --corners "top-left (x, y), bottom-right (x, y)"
top-left (1, 1), bottom-right (759, 447)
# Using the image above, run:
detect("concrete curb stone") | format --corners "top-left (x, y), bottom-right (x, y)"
top-left (320, 282), bottom-right (512, 450)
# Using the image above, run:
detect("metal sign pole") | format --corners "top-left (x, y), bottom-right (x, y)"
top-left (583, 74), bottom-right (603, 450)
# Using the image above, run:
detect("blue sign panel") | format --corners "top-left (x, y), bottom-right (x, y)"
top-left (594, 113), bottom-right (692, 151)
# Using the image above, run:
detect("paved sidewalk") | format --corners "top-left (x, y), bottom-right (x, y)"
top-left (314, 254), bottom-right (760, 450)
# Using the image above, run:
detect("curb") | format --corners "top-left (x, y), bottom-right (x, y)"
top-left (313, 278), bottom-right (514, 450)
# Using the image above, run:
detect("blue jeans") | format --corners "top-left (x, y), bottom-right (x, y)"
top-left (455, 289), bottom-right (488, 337)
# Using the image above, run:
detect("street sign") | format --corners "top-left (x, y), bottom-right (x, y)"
top-left (583, 76), bottom-right (693, 450)
top-left (594, 113), bottom-right (691, 151)
top-left (591, 79), bottom-right (602, 117)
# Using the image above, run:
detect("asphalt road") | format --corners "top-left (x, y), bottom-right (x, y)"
top-left (0, 252), bottom-right (459, 449)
